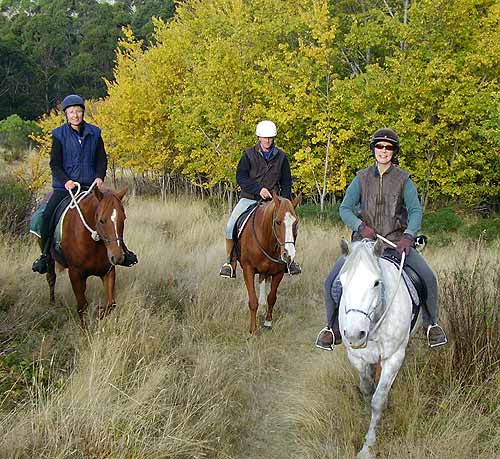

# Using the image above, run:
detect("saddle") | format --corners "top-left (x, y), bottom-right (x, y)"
top-left (232, 202), bottom-right (260, 261)
top-left (30, 193), bottom-right (72, 247)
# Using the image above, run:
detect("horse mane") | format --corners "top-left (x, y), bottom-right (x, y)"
top-left (340, 240), bottom-right (380, 279)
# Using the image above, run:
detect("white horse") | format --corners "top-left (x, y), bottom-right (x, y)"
top-left (338, 238), bottom-right (421, 459)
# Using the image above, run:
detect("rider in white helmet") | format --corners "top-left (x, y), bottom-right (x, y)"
top-left (219, 120), bottom-right (302, 278)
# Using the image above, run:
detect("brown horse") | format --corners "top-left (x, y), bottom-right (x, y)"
top-left (238, 192), bottom-right (300, 334)
top-left (45, 186), bottom-right (128, 325)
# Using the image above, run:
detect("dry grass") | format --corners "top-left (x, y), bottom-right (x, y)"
top-left (0, 196), bottom-right (498, 458)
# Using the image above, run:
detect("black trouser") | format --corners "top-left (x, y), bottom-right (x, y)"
top-left (40, 189), bottom-right (68, 254)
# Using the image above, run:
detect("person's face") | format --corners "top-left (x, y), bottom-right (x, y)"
top-left (373, 141), bottom-right (396, 165)
top-left (65, 106), bottom-right (84, 127)
top-left (259, 136), bottom-right (274, 151)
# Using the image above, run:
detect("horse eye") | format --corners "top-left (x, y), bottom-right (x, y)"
top-left (276, 220), bottom-right (282, 225)
top-left (374, 280), bottom-right (380, 287)
top-left (99, 218), bottom-right (106, 224)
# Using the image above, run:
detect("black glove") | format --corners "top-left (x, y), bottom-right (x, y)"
top-left (396, 234), bottom-right (414, 256)
top-left (358, 222), bottom-right (376, 240)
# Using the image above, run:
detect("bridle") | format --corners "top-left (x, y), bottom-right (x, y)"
top-left (343, 237), bottom-right (405, 333)
top-left (68, 181), bottom-right (124, 246)
top-left (251, 201), bottom-right (296, 267)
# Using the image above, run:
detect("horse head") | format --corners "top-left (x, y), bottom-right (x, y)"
top-left (271, 192), bottom-right (300, 265)
top-left (339, 238), bottom-right (384, 349)
top-left (93, 186), bottom-right (128, 266)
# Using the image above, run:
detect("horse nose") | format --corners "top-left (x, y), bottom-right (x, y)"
top-left (345, 328), bottom-right (369, 349)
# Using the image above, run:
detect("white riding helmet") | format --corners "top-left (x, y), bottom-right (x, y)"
top-left (255, 120), bottom-right (277, 137)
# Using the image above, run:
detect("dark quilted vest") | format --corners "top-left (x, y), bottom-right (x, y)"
top-left (357, 165), bottom-right (410, 244)
top-left (51, 122), bottom-right (101, 190)
top-left (240, 145), bottom-right (286, 199)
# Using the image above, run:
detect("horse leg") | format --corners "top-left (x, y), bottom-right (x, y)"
top-left (348, 353), bottom-right (376, 402)
top-left (264, 272), bottom-right (284, 329)
top-left (46, 256), bottom-right (56, 305)
top-left (68, 268), bottom-right (89, 328)
top-left (357, 350), bottom-right (406, 459)
top-left (98, 267), bottom-right (116, 319)
top-left (258, 274), bottom-right (267, 307)
top-left (242, 266), bottom-right (258, 335)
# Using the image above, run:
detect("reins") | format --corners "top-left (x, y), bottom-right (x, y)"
top-left (250, 200), bottom-right (295, 270)
top-left (370, 235), bottom-right (405, 334)
top-left (68, 180), bottom-right (124, 245)
top-left (344, 235), bottom-right (406, 335)
top-left (68, 181), bottom-right (100, 241)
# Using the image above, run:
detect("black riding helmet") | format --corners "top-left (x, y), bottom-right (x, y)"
top-left (61, 94), bottom-right (85, 112)
top-left (370, 128), bottom-right (400, 163)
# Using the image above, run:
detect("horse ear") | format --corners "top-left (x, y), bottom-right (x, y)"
top-left (272, 191), bottom-right (280, 207)
top-left (340, 238), bottom-right (350, 256)
top-left (291, 192), bottom-right (302, 208)
top-left (373, 239), bottom-right (384, 257)
top-left (93, 187), bottom-right (103, 201)
top-left (115, 186), bottom-right (128, 201)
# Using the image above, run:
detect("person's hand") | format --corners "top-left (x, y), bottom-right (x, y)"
top-left (64, 180), bottom-right (75, 191)
top-left (95, 178), bottom-right (103, 188)
top-left (259, 187), bottom-right (272, 200)
top-left (358, 222), bottom-right (376, 240)
top-left (396, 234), bottom-right (414, 256)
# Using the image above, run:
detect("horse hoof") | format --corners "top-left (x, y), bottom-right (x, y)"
top-left (263, 320), bottom-right (273, 329)
top-left (357, 446), bottom-right (373, 459)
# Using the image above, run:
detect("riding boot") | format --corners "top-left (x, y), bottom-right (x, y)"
top-left (315, 313), bottom-right (342, 350)
top-left (118, 242), bottom-right (138, 267)
top-left (219, 239), bottom-right (236, 278)
top-left (422, 303), bottom-right (448, 348)
top-left (32, 231), bottom-right (51, 274)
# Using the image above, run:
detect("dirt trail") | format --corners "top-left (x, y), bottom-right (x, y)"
top-left (234, 296), bottom-right (335, 459)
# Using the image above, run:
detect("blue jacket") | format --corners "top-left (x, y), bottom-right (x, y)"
top-left (51, 122), bottom-right (102, 190)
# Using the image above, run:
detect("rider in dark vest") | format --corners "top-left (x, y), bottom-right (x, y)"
top-left (315, 128), bottom-right (447, 350)
top-left (219, 120), bottom-right (302, 278)
top-left (32, 94), bottom-right (138, 274)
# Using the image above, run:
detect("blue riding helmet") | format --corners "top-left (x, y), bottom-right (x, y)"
top-left (61, 94), bottom-right (85, 112)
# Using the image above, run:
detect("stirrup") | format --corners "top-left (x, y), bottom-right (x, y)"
top-left (219, 262), bottom-right (235, 279)
top-left (427, 323), bottom-right (448, 348)
top-left (315, 326), bottom-right (335, 351)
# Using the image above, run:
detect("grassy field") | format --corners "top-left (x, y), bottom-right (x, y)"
top-left (0, 196), bottom-right (498, 458)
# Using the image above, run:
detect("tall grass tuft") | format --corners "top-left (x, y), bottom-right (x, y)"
top-left (440, 261), bottom-right (499, 386)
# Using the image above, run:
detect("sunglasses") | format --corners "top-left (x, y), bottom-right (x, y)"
top-left (374, 143), bottom-right (396, 152)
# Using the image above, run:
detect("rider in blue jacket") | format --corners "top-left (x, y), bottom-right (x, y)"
top-left (32, 94), bottom-right (137, 274)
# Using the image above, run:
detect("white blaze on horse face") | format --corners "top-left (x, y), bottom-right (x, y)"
top-left (110, 208), bottom-right (121, 247)
top-left (283, 211), bottom-right (296, 260)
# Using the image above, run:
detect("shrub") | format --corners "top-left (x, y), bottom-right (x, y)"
top-left (0, 114), bottom-right (41, 162)
top-left (0, 177), bottom-right (33, 235)
top-left (460, 217), bottom-right (500, 242)
top-left (423, 207), bottom-right (463, 233)
top-left (296, 202), bottom-right (341, 225)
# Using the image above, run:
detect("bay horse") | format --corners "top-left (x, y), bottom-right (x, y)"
top-left (238, 192), bottom-right (300, 334)
top-left (338, 238), bottom-right (421, 459)
top-left (44, 183), bottom-right (129, 326)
